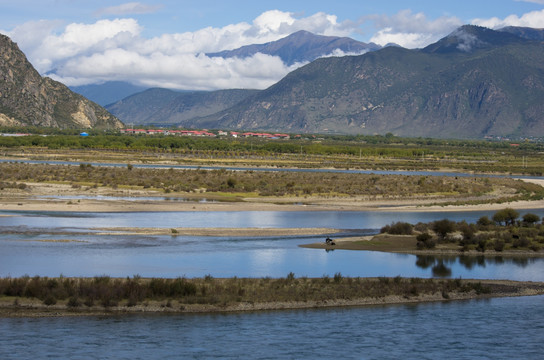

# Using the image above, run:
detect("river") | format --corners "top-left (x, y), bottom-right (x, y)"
top-left (2, 208), bottom-right (544, 359)
top-left (1, 209), bottom-right (544, 279)
top-left (1, 295), bottom-right (542, 359)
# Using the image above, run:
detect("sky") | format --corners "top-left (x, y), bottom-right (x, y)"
top-left (1, 0), bottom-right (544, 91)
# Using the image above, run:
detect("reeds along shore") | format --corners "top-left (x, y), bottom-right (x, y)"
top-left (1, 275), bottom-right (544, 316)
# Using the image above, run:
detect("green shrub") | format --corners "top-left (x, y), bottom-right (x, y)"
top-left (416, 232), bottom-right (436, 249)
top-left (522, 213), bottom-right (540, 226)
top-left (43, 295), bottom-right (57, 306)
top-left (493, 239), bottom-right (505, 252)
top-left (381, 222), bottom-right (413, 235)
top-left (492, 208), bottom-right (519, 226)
top-left (286, 272), bottom-right (295, 281)
top-left (432, 219), bottom-right (456, 240)
top-left (67, 296), bottom-right (81, 308)
top-left (477, 216), bottom-right (493, 227)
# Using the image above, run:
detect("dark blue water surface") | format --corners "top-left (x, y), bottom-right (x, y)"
top-left (1, 295), bottom-right (543, 360)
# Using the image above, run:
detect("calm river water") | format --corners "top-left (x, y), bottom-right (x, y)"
top-left (2, 209), bottom-right (544, 359)
top-left (0, 295), bottom-right (542, 359)
top-left (2, 209), bottom-right (544, 279)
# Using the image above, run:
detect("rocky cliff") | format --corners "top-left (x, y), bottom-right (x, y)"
top-left (0, 34), bottom-right (123, 129)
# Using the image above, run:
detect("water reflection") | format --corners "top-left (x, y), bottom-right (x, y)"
top-left (415, 254), bottom-right (539, 278)
top-left (414, 256), bottom-right (453, 277)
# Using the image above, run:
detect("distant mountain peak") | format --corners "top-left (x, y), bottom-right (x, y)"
top-left (423, 25), bottom-right (530, 53)
top-left (207, 30), bottom-right (380, 65)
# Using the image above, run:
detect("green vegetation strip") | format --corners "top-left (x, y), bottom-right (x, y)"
top-left (2, 275), bottom-right (542, 316)
top-left (1, 128), bottom-right (544, 174)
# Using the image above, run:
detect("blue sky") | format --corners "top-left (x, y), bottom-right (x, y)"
top-left (1, 0), bottom-right (543, 90)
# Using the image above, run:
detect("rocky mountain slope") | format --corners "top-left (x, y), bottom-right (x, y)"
top-left (107, 88), bottom-right (258, 126)
top-left (189, 26), bottom-right (544, 138)
top-left (0, 34), bottom-right (123, 129)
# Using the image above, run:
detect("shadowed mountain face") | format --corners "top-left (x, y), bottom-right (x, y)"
top-left (106, 88), bottom-right (259, 126)
top-left (207, 30), bottom-right (381, 65)
top-left (70, 82), bottom-right (148, 107)
top-left (187, 26), bottom-right (544, 139)
top-left (498, 26), bottom-right (544, 41)
top-left (0, 34), bottom-right (123, 129)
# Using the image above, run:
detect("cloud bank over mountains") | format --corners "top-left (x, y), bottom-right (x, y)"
top-left (3, 7), bottom-right (544, 91)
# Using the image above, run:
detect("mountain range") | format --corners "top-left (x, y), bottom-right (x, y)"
top-left (2, 26), bottom-right (544, 138)
top-left (108, 25), bottom-right (544, 139)
top-left (69, 81), bottom-right (148, 107)
top-left (73, 31), bottom-right (379, 106)
top-left (0, 34), bottom-right (122, 129)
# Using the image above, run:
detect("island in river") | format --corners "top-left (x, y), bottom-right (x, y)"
top-left (301, 233), bottom-right (544, 257)
top-left (1, 276), bottom-right (543, 318)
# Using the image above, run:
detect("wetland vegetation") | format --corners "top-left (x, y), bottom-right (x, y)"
top-left (2, 274), bottom-right (542, 316)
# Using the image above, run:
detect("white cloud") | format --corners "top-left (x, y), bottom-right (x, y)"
top-left (471, 9), bottom-right (544, 29)
top-left (2, 19), bottom-right (62, 51)
top-left (8, 18), bottom-right (142, 73)
top-left (368, 10), bottom-right (462, 48)
top-left (7, 10), bottom-right (359, 90)
top-left (450, 28), bottom-right (481, 52)
top-left (50, 51), bottom-right (298, 90)
top-left (94, 2), bottom-right (163, 17)
top-left (8, 7), bottom-right (540, 91)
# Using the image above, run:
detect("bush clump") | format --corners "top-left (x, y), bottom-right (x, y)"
top-left (381, 222), bottom-right (413, 235)
top-left (416, 232), bottom-right (436, 249)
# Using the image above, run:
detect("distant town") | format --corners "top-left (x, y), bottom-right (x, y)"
top-left (3, 127), bottom-right (544, 144)
top-left (119, 128), bottom-right (294, 139)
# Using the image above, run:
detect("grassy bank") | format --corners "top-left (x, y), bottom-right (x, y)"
top-left (1, 275), bottom-right (543, 317)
